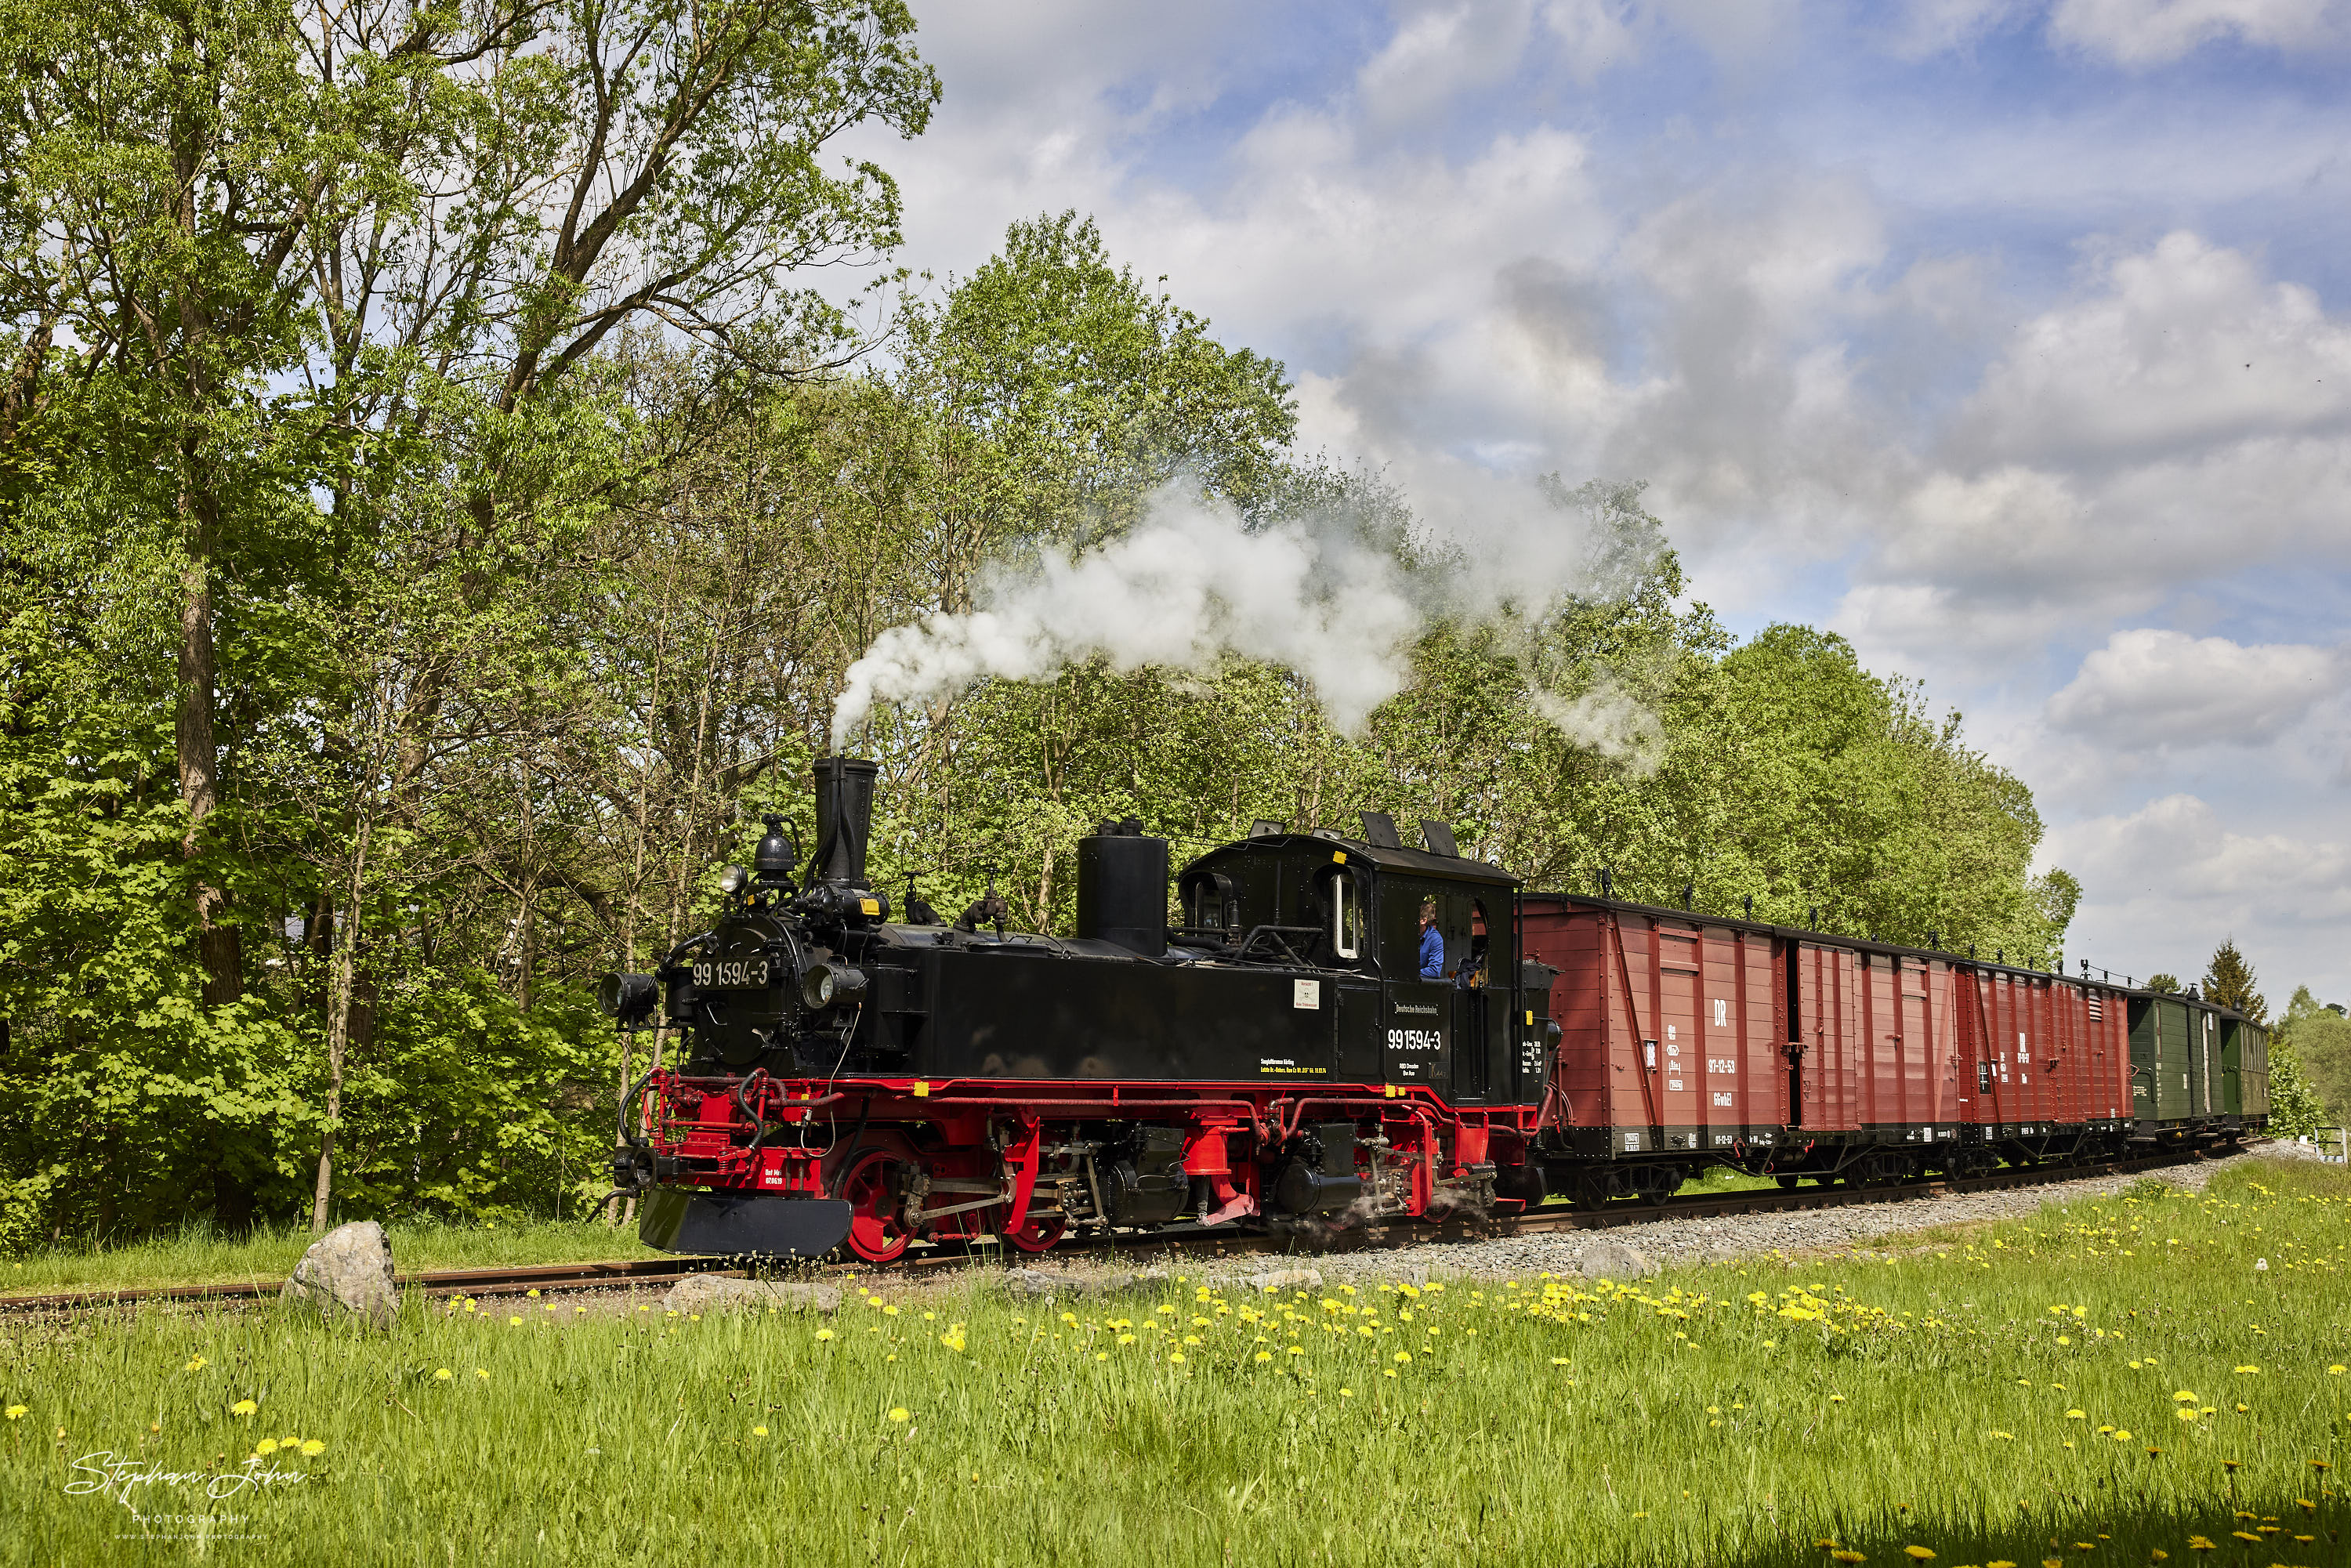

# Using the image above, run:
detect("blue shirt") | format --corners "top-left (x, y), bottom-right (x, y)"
top-left (1418, 922), bottom-right (1445, 980)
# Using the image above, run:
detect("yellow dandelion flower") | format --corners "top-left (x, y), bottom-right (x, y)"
top-left (887, 1407), bottom-right (909, 1423)
top-left (299, 1439), bottom-right (324, 1457)
top-left (815, 1328), bottom-right (835, 1342)
top-left (752, 1425), bottom-right (769, 1438)
top-left (2330, 1365), bottom-right (2346, 1375)
top-left (882, 1305), bottom-right (898, 1316)
top-left (2232, 1365), bottom-right (2259, 1374)
top-left (183, 1355), bottom-right (206, 1372)
top-left (1255, 1350), bottom-right (1273, 1363)
top-left (1168, 1353), bottom-right (1186, 1365)
top-left (255, 1439), bottom-right (278, 1456)
top-left (1830, 1393), bottom-right (1846, 1403)
top-left (1831, 1552), bottom-right (1866, 1564)
top-left (2112, 1429), bottom-right (2132, 1441)
top-left (231, 1400), bottom-right (258, 1417)
top-left (1394, 1351), bottom-right (1411, 1363)
top-left (508, 1315), bottom-right (523, 1327)
top-left (434, 1368), bottom-right (452, 1382)
top-left (2174, 1407), bottom-right (2198, 1421)
top-left (2, 1406), bottom-right (24, 1421)
top-left (2065, 1409), bottom-right (2085, 1419)
top-left (475, 1369), bottom-right (488, 1379)
top-left (1902, 1550), bottom-right (1934, 1562)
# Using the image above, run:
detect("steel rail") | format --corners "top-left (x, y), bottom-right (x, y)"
top-left (0, 1141), bottom-right (2257, 1314)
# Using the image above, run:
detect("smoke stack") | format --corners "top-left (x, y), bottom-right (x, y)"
top-left (810, 757), bottom-right (878, 887)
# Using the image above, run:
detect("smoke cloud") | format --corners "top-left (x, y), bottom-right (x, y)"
top-left (828, 481), bottom-right (1660, 755)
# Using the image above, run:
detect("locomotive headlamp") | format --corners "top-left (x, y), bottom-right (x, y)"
top-left (799, 960), bottom-right (868, 1010)
top-left (718, 865), bottom-right (749, 897)
top-left (596, 971), bottom-right (658, 1028)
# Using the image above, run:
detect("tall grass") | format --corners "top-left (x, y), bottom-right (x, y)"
top-left (0, 1215), bottom-right (668, 1297)
top-left (2, 1159), bottom-right (2344, 1566)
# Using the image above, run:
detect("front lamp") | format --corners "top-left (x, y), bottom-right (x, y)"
top-left (799, 961), bottom-right (868, 1010)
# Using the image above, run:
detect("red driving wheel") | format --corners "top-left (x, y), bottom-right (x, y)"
top-left (841, 1150), bottom-right (912, 1264)
top-left (1002, 1210), bottom-right (1067, 1253)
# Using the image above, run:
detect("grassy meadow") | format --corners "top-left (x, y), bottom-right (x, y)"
top-left (2, 1158), bottom-right (2345, 1567)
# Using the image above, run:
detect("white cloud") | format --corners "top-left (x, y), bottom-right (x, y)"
top-left (2045, 628), bottom-right (2347, 744)
top-left (2045, 794), bottom-right (2351, 989)
top-left (1357, 2), bottom-right (1538, 126)
top-left (2047, 0), bottom-right (2346, 67)
top-left (1884, 0), bottom-right (2030, 56)
top-left (1541, 0), bottom-right (1643, 78)
top-left (1953, 232), bottom-right (2351, 469)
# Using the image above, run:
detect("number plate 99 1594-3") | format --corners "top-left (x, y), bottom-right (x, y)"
top-left (691, 958), bottom-right (770, 989)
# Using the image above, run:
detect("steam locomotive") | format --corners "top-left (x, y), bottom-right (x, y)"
top-left (603, 759), bottom-right (2270, 1262)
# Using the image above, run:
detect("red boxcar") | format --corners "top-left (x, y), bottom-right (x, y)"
top-left (1965, 968), bottom-right (2064, 1137)
top-left (1518, 896), bottom-right (1785, 1198)
top-left (1787, 935), bottom-right (1969, 1173)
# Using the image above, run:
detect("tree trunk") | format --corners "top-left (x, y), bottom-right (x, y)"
top-left (311, 803), bottom-right (375, 1233)
top-left (177, 485), bottom-right (241, 1008)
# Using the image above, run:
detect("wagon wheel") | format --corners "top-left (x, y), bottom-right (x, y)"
top-left (841, 1150), bottom-right (913, 1264)
top-left (1775, 1174), bottom-right (1802, 1190)
top-left (1001, 1209), bottom-right (1067, 1253)
top-left (1571, 1175), bottom-right (1609, 1211)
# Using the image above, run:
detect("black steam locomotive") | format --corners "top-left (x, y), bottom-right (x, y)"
top-left (605, 758), bottom-right (1556, 1261)
top-left (605, 759), bottom-right (2266, 1262)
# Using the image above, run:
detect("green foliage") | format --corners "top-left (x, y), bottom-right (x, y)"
top-left (2200, 940), bottom-right (2266, 1022)
top-left (2278, 986), bottom-right (2351, 1128)
top-left (2146, 974), bottom-right (2182, 994)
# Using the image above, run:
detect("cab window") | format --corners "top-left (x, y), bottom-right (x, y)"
top-left (1317, 868), bottom-right (1361, 961)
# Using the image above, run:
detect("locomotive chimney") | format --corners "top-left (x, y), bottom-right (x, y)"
top-left (810, 757), bottom-right (879, 887)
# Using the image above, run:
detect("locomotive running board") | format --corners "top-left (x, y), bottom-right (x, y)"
top-left (637, 1190), bottom-right (854, 1258)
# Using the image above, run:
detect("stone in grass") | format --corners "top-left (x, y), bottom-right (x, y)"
top-left (661, 1275), bottom-right (842, 1315)
top-left (1243, 1267), bottom-right (1324, 1293)
top-left (997, 1269), bottom-right (1139, 1300)
top-left (1574, 1239), bottom-right (1658, 1280)
top-left (280, 1221), bottom-right (399, 1328)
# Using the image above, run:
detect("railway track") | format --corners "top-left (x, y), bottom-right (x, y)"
top-left (0, 1141), bottom-right (2253, 1316)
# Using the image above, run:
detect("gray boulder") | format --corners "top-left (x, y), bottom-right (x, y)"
top-left (997, 1268), bottom-right (1136, 1300)
top-left (1243, 1267), bottom-right (1324, 1293)
top-left (1575, 1239), bottom-right (1658, 1280)
top-left (661, 1274), bottom-right (841, 1315)
top-left (281, 1221), bottom-right (399, 1327)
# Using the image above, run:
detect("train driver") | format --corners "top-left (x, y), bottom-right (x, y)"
top-left (1418, 898), bottom-right (1445, 980)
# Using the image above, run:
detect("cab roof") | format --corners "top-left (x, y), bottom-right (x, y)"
top-left (1181, 828), bottom-right (1520, 889)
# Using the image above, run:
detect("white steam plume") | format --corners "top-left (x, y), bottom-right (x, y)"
top-left (828, 481), bottom-right (1661, 755)
top-left (1529, 675), bottom-right (1665, 775)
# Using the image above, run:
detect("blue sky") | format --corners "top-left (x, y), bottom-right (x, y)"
top-left (841, 1), bottom-right (2351, 1002)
